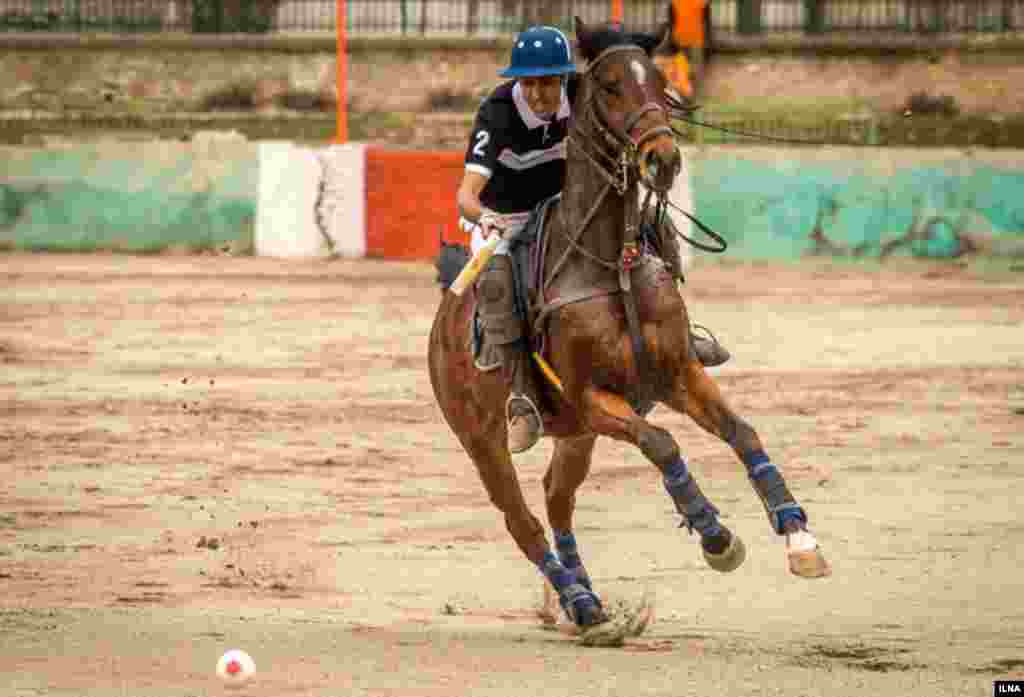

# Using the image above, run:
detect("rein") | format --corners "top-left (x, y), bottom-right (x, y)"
top-left (550, 44), bottom-right (671, 281)
top-left (665, 85), bottom-right (826, 146)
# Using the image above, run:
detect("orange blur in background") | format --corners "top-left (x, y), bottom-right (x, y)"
top-left (655, 0), bottom-right (707, 97)
top-left (654, 52), bottom-right (694, 97)
top-left (365, 148), bottom-right (468, 260)
top-left (671, 0), bottom-right (707, 49)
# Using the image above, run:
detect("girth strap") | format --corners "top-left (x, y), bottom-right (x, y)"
top-left (618, 179), bottom-right (656, 415)
top-left (532, 287), bottom-right (620, 340)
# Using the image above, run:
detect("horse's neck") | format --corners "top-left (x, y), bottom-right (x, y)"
top-left (546, 156), bottom-right (626, 291)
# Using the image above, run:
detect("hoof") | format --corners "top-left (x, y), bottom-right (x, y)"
top-left (703, 532), bottom-right (746, 573)
top-left (561, 584), bottom-right (607, 628)
top-left (787, 530), bottom-right (832, 578)
top-left (789, 547), bottom-right (831, 578)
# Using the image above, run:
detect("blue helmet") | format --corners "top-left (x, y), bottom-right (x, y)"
top-left (500, 26), bottom-right (576, 78)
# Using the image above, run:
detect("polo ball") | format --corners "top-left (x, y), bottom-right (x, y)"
top-left (216, 649), bottom-right (255, 685)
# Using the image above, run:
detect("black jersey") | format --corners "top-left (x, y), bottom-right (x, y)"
top-left (464, 75), bottom-right (580, 215)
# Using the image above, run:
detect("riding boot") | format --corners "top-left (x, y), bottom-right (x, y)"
top-left (502, 342), bottom-right (544, 454)
top-left (656, 212), bottom-right (731, 368)
top-left (477, 254), bottom-right (543, 454)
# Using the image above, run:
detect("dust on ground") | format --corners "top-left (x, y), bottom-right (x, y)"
top-left (1, 253), bottom-right (1022, 697)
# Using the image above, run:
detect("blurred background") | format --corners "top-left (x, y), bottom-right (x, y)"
top-left (2, 0), bottom-right (1024, 259)
top-left (1, 0), bottom-right (1023, 146)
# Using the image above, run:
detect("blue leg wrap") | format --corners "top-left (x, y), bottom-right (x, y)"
top-left (553, 530), bottom-right (581, 568)
top-left (744, 450), bottom-right (807, 534)
top-left (553, 529), bottom-right (592, 590)
top-left (537, 551), bottom-right (576, 591)
top-left (537, 551), bottom-right (603, 626)
top-left (663, 456), bottom-right (723, 538)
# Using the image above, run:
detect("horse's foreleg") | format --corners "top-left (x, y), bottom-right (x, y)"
top-left (464, 433), bottom-right (606, 628)
top-left (579, 386), bottom-right (746, 573)
top-left (543, 435), bottom-right (598, 591)
top-left (669, 361), bottom-right (831, 578)
top-left (463, 433), bottom-right (548, 561)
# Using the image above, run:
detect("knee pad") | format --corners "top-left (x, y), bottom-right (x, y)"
top-left (478, 257), bottom-right (514, 309)
top-left (478, 271), bottom-right (508, 306)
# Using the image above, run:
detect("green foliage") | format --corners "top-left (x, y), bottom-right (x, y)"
top-left (191, 0), bottom-right (274, 33)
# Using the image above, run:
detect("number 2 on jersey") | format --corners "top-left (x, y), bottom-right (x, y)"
top-left (472, 130), bottom-right (490, 158)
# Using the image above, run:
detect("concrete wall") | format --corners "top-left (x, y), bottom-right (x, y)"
top-left (3, 140), bottom-right (1022, 260)
top-left (0, 133), bottom-right (258, 251)
top-left (687, 146), bottom-right (1024, 260)
top-left (3, 39), bottom-right (1024, 124)
top-left (0, 46), bottom-right (340, 115)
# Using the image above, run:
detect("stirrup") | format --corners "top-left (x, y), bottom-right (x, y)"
top-left (692, 323), bottom-right (730, 367)
top-left (506, 392), bottom-right (543, 454)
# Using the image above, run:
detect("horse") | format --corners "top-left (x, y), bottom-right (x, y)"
top-left (428, 17), bottom-right (830, 644)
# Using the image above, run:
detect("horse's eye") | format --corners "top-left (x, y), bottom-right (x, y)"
top-left (600, 82), bottom-right (620, 96)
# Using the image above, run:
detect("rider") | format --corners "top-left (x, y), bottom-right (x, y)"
top-left (456, 25), bottom-right (730, 455)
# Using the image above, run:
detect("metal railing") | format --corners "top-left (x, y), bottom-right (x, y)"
top-left (0, 0), bottom-right (1019, 35)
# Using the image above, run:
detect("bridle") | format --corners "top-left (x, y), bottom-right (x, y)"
top-left (569, 44), bottom-right (677, 197)
top-left (554, 43), bottom-right (726, 267)
top-left (552, 43), bottom-right (678, 279)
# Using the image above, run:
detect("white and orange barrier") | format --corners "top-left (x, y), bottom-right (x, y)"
top-left (254, 142), bottom-right (694, 264)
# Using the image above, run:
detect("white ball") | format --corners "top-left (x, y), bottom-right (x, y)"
top-left (216, 649), bottom-right (256, 685)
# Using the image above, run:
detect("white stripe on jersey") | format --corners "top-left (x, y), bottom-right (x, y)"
top-left (496, 140), bottom-right (566, 171)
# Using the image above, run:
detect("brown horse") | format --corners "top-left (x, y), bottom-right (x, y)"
top-left (428, 18), bottom-right (830, 641)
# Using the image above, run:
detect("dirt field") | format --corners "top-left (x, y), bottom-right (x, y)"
top-left (1, 253), bottom-right (1022, 697)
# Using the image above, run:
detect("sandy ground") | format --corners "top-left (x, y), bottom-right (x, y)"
top-left (1, 252), bottom-right (1022, 697)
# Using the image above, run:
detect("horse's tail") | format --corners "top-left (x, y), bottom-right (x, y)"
top-left (434, 225), bottom-right (471, 291)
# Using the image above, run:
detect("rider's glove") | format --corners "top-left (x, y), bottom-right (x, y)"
top-left (478, 210), bottom-right (508, 241)
top-left (479, 210), bottom-right (531, 242)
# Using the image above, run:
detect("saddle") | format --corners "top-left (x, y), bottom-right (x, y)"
top-left (452, 195), bottom-right (669, 374)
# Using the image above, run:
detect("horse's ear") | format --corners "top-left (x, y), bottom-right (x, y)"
top-left (631, 30), bottom-right (664, 57)
top-left (574, 16), bottom-right (596, 61)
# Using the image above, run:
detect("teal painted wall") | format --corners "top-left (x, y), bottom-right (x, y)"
top-left (0, 140), bottom-right (258, 252)
top-left (3, 142), bottom-right (1023, 259)
top-left (687, 147), bottom-right (1024, 260)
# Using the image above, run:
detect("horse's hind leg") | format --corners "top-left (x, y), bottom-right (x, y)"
top-left (579, 387), bottom-right (747, 573)
top-left (667, 361), bottom-right (831, 578)
top-left (461, 433), bottom-right (607, 628)
top-left (543, 435), bottom-right (598, 592)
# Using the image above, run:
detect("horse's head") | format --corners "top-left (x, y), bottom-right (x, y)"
top-left (574, 17), bottom-right (681, 194)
